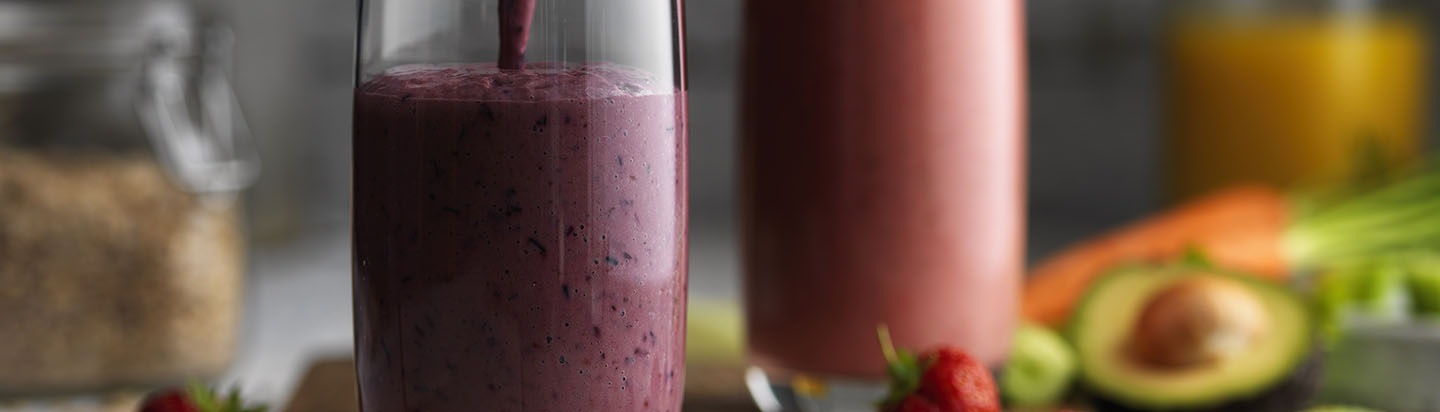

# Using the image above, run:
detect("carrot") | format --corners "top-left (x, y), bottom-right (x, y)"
top-left (1024, 166), bottom-right (1440, 328)
top-left (1022, 185), bottom-right (1290, 327)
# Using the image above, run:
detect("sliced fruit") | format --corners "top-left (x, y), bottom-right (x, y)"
top-left (1070, 265), bottom-right (1317, 411)
top-left (1000, 323), bottom-right (1076, 408)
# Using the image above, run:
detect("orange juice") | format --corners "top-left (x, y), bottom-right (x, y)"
top-left (1165, 13), bottom-right (1428, 200)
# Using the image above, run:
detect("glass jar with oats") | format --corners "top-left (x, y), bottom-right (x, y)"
top-left (0, 0), bottom-right (258, 401)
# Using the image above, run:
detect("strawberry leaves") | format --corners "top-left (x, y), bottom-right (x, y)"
top-left (879, 325), bottom-right (928, 408)
top-left (876, 327), bottom-right (1002, 412)
top-left (184, 381), bottom-right (267, 412)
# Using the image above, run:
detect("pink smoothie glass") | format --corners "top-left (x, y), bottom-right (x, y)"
top-left (741, 1), bottom-right (1026, 410)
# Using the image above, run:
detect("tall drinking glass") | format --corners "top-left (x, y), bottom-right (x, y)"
top-left (352, 1), bottom-right (688, 411)
top-left (740, 1), bottom-right (1026, 410)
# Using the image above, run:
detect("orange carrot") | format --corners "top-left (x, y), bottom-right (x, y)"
top-left (1024, 167), bottom-right (1440, 327)
top-left (1022, 185), bottom-right (1291, 327)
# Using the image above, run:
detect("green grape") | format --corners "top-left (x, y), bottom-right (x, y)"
top-left (1000, 323), bottom-right (1076, 408)
top-left (1403, 252), bottom-right (1440, 315)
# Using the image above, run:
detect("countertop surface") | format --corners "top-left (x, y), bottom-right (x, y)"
top-left (218, 221), bottom-right (748, 406)
top-left (218, 216), bottom-right (1100, 407)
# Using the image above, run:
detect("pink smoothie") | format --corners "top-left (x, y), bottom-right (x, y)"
top-left (741, 0), bottom-right (1025, 377)
top-left (352, 62), bottom-right (687, 411)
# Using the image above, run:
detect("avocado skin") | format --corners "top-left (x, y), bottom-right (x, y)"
top-left (1090, 349), bottom-right (1324, 412)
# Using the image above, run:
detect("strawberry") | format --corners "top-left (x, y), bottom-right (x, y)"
top-left (139, 390), bottom-right (198, 412)
top-left (917, 348), bottom-right (1000, 412)
top-left (893, 395), bottom-right (945, 412)
top-left (878, 326), bottom-right (1000, 412)
top-left (138, 382), bottom-right (267, 412)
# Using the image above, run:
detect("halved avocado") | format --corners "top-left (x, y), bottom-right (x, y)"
top-left (1070, 265), bottom-right (1318, 411)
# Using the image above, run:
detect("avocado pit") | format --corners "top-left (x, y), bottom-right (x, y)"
top-left (1128, 275), bottom-right (1270, 369)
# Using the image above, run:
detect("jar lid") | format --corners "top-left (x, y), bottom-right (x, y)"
top-left (0, 0), bottom-right (198, 90)
top-left (0, 0), bottom-right (256, 193)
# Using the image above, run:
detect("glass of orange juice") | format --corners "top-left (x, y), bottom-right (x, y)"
top-left (1164, 0), bottom-right (1429, 201)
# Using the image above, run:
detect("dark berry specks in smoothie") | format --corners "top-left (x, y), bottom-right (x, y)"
top-left (352, 63), bottom-right (686, 411)
top-left (354, 0), bottom-right (685, 408)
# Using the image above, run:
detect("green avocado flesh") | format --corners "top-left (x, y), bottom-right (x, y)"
top-left (1071, 267), bottom-right (1313, 410)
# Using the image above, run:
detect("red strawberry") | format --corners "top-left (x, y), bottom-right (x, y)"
top-left (139, 390), bottom-right (199, 412)
top-left (878, 326), bottom-right (1001, 412)
top-left (893, 395), bottom-right (945, 412)
top-left (916, 348), bottom-right (999, 412)
top-left (137, 383), bottom-right (266, 412)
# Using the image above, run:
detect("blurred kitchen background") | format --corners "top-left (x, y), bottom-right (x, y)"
top-left (207, 0), bottom-right (1440, 261)
top-left (2, 0), bottom-right (1438, 409)
top-left (200, 0), bottom-right (1440, 401)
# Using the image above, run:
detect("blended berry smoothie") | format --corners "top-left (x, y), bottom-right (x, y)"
top-left (352, 3), bottom-right (687, 411)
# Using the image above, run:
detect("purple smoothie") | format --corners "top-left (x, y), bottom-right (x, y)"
top-left (352, 62), bottom-right (687, 411)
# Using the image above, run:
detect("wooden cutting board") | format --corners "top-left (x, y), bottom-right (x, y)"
top-left (283, 357), bottom-right (756, 412)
